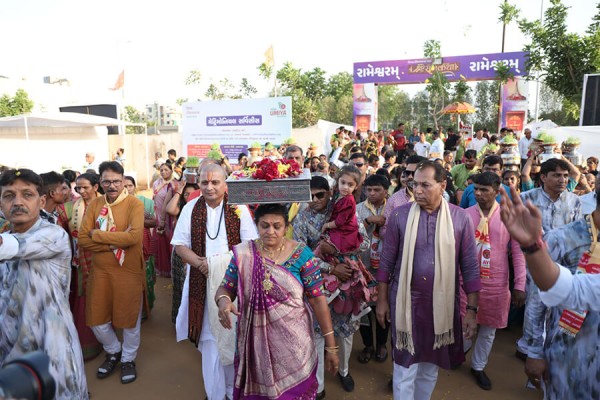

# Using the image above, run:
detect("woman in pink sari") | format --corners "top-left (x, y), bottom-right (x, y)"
top-left (153, 161), bottom-right (179, 277)
top-left (216, 204), bottom-right (339, 400)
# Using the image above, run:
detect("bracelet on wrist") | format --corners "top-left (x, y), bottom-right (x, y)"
top-left (215, 294), bottom-right (231, 307)
top-left (322, 330), bottom-right (334, 337)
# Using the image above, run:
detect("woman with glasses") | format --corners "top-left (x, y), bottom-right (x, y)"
top-left (58, 172), bottom-right (103, 360)
top-left (153, 162), bottom-right (180, 277)
top-left (124, 176), bottom-right (158, 316)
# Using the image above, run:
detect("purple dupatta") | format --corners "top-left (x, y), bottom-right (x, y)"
top-left (233, 241), bottom-right (318, 400)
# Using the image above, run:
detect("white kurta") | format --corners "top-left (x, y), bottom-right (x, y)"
top-left (171, 198), bottom-right (257, 399)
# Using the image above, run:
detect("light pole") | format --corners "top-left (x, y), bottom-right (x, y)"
top-left (534, 0), bottom-right (545, 122)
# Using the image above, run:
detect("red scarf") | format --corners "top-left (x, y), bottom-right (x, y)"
top-left (188, 193), bottom-right (241, 346)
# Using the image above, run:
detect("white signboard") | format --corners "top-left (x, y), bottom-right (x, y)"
top-left (182, 97), bottom-right (292, 163)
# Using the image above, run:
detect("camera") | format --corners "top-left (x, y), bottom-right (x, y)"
top-left (0, 351), bottom-right (55, 400)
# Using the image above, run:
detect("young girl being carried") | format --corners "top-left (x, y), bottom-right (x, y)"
top-left (315, 165), bottom-right (374, 320)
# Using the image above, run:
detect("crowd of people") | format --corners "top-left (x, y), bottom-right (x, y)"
top-left (0, 122), bottom-right (598, 400)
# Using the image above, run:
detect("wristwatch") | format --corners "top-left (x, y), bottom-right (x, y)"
top-left (466, 304), bottom-right (478, 313)
top-left (520, 236), bottom-right (545, 255)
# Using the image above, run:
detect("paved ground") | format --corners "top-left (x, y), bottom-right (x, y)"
top-left (86, 277), bottom-right (542, 399)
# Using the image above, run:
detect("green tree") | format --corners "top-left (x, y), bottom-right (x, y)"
top-left (324, 72), bottom-right (353, 101)
top-left (122, 105), bottom-right (144, 134)
top-left (473, 81), bottom-right (500, 132)
top-left (411, 90), bottom-right (432, 131)
top-left (514, 0), bottom-right (600, 119)
top-left (423, 40), bottom-right (451, 130)
top-left (538, 84), bottom-right (578, 125)
top-left (378, 85), bottom-right (412, 130)
top-left (0, 89), bottom-right (34, 117)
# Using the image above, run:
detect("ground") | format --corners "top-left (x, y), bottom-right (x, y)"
top-left (86, 277), bottom-right (542, 400)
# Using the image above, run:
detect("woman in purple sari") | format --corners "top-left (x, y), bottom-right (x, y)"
top-left (216, 204), bottom-right (339, 400)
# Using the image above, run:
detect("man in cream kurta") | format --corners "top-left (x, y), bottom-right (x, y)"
top-left (172, 164), bottom-right (257, 400)
top-left (79, 161), bottom-right (145, 385)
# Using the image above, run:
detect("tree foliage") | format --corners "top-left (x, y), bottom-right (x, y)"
top-left (473, 81), bottom-right (500, 132)
top-left (423, 40), bottom-right (451, 130)
top-left (0, 89), bottom-right (34, 117)
top-left (123, 105), bottom-right (144, 134)
top-left (512, 0), bottom-right (600, 119)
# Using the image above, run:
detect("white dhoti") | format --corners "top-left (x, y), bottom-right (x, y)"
top-left (176, 252), bottom-right (236, 400)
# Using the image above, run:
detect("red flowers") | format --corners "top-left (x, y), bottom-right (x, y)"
top-left (251, 158), bottom-right (302, 181)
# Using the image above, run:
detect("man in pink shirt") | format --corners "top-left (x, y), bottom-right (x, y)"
top-left (462, 172), bottom-right (526, 391)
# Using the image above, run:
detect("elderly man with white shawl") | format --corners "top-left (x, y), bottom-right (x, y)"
top-left (171, 163), bottom-right (257, 400)
top-left (376, 161), bottom-right (481, 400)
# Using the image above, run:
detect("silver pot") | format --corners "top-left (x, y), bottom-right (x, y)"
top-left (183, 167), bottom-right (199, 184)
top-left (537, 152), bottom-right (562, 164)
top-left (563, 145), bottom-right (583, 166)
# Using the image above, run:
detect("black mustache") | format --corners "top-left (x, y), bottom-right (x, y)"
top-left (10, 207), bottom-right (28, 215)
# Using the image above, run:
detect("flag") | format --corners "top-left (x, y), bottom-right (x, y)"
top-left (264, 45), bottom-right (274, 67)
top-left (110, 70), bottom-right (124, 91)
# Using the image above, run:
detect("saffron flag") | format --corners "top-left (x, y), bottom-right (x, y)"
top-left (110, 70), bottom-right (125, 91)
top-left (264, 46), bottom-right (274, 67)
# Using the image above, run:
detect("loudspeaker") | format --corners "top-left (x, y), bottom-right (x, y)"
top-left (580, 74), bottom-right (600, 126)
top-left (59, 104), bottom-right (120, 134)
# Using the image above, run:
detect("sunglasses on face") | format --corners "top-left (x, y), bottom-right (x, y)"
top-left (402, 170), bottom-right (415, 177)
top-left (352, 163), bottom-right (365, 167)
top-left (311, 192), bottom-right (327, 200)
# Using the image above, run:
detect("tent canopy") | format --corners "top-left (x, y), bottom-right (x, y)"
top-left (0, 112), bottom-right (144, 128)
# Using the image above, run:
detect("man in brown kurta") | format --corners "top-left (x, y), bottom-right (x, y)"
top-left (79, 161), bottom-right (145, 385)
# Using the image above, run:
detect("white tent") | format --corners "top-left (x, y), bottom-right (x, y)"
top-left (0, 113), bottom-right (148, 183)
top-left (546, 125), bottom-right (600, 159)
top-left (291, 119), bottom-right (353, 159)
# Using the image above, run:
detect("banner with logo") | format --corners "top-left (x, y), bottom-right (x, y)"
top-left (499, 78), bottom-right (529, 135)
top-left (353, 83), bottom-right (378, 132)
top-left (182, 97), bottom-right (292, 163)
top-left (353, 51), bottom-right (528, 85)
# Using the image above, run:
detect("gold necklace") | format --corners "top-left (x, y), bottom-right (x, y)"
top-left (259, 239), bottom-right (285, 292)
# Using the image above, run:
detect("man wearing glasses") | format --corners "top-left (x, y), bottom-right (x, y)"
top-left (381, 155), bottom-right (427, 238)
top-left (348, 152), bottom-right (369, 203)
top-left (79, 161), bottom-right (145, 385)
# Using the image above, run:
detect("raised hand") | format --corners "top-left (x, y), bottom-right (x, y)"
top-left (499, 185), bottom-right (542, 247)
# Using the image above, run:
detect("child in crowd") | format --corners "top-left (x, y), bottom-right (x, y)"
top-left (317, 165), bottom-right (373, 319)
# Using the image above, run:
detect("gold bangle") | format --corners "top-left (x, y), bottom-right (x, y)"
top-left (322, 330), bottom-right (334, 337)
top-left (215, 294), bottom-right (231, 307)
top-left (325, 346), bottom-right (339, 354)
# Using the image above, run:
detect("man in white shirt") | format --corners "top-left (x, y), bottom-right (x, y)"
top-left (500, 185), bottom-right (600, 309)
top-left (172, 163), bottom-right (258, 400)
top-left (580, 177), bottom-right (599, 214)
top-left (414, 132), bottom-right (431, 158)
top-left (468, 130), bottom-right (488, 154)
top-left (429, 131), bottom-right (445, 159)
top-left (518, 129), bottom-right (534, 168)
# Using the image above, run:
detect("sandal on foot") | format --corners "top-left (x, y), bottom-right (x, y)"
top-left (358, 346), bottom-right (374, 364)
top-left (375, 346), bottom-right (388, 362)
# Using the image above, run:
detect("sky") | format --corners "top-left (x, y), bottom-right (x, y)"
top-left (1, 0), bottom-right (597, 110)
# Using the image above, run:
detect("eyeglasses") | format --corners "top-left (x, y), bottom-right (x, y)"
top-left (100, 179), bottom-right (123, 187)
top-left (402, 170), bottom-right (415, 177)
top-left (311, 192), bottom-right (327, 200)
top-left (352, 163), bottom-right (365, 168)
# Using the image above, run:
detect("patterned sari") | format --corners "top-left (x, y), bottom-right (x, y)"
top-left (153, 177), bottom-right (177, 277)
top-left (222, 241), bottom-right (323, 400)
top-left (137, 195), bottom-right (157, 312)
